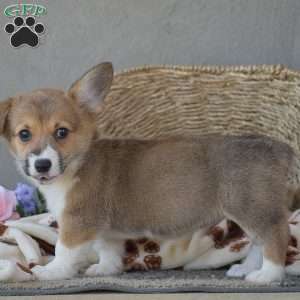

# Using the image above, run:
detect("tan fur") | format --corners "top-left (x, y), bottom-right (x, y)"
top-left (0, 99), bottom-right (11, 137)
top-left (0, 62), bottom-right (296, 274)
top-left (60, 135), bottom-right (292, 260)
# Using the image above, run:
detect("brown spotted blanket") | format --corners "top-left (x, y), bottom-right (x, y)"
top-left (0, 211), bottom-right (299, 282)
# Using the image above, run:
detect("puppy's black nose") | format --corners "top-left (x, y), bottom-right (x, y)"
top-left (35, 159), bottom-right (52, 173)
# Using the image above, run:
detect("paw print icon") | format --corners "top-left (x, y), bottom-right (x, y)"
top-left (5, 16), bottom-right (45, 48)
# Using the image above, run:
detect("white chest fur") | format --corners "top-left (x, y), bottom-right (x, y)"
top-left (39, 177), bottom-right (76, 220)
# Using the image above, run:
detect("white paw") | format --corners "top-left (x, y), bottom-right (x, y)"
top-left (32, 264), bottom-right (76, 281)
top-left (227, 263), bottom-right (255, 278)
top-left (32, 265), bottom-right (57, 281)
top-left (85, 262), bottom-right (122, 277)
top-left (245, 268), bottom-right (284, 284)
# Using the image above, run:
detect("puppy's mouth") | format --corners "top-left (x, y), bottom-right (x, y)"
top-left (32, 174), bottom-right (59, 185)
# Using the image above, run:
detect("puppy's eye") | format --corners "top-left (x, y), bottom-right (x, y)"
top-left (55, 128), bottom-right (69, 140)
top-left (18, 129), bottom-right (32, 142)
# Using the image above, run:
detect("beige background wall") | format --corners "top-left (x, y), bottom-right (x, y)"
top-left (0, 0), bottom-right (299, 188)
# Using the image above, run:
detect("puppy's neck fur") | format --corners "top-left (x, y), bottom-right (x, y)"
top-left (38, 174), bottom-right (78, 220)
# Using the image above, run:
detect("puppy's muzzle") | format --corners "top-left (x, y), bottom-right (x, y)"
top-left (25, 145), bottom-right (63, 184)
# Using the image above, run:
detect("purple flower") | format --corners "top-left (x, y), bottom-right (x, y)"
top-left (15, 183), bottom-right (37, 215)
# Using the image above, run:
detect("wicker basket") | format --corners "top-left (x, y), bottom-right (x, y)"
top-left (98, 65), bottom-right (300, 158)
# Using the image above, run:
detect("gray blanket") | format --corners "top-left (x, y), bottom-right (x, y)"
top-left (1, 270), bottom-right (300, 296)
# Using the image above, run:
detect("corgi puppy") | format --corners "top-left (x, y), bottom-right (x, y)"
top-left (0, 62), bottom-right (298, 284)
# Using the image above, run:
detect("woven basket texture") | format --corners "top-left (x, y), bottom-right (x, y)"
top-left (98, 64), bottom-right (300, 157)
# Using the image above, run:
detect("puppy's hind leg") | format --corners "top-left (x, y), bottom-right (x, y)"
top-left (224, 187), bottom-right (289, 284)
top-left (245, 217), bottom-right (289, 284)
top-left (226, 244), bottom-right (263, 278)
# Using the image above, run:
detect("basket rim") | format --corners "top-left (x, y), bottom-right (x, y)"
top-left (115, 64), bottom-right (300, 78)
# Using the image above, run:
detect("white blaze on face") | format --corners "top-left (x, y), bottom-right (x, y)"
top-left (28, 145), bottom-right (61, 179)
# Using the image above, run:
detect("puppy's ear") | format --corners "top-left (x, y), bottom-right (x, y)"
top-left (0, 99), bottom-right (11, 136)
top-left (69, 62), bottom-right (113, 111)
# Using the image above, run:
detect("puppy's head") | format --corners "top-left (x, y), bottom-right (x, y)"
top-left (0, 62), bottom-right (113, 185)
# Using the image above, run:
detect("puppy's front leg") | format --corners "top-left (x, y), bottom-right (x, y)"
top-left (85, 238), bottom-right (124, 277)
top-left (32, 239), bottom-right (91, 280)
